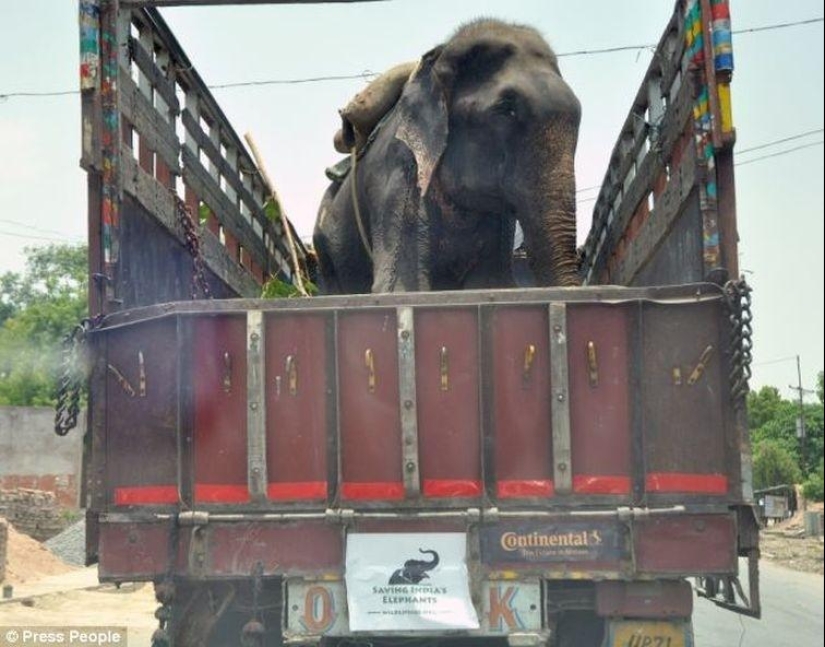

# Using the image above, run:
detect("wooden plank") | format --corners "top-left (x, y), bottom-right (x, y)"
top-left (589, 74), bottom-right (696, 282)
top-left (122, 154), bottom-right (261, 297)
top-left (181, 110), bottom-right (268, 227)
top-left (614, 142), bottom-right (699, 285)
top-left (181, 145), bottom-right (269, 268)
top-left (200, 226), bottom-right (261, 297)
top-left (122, 153), bottom-right (178, 234)
top-left (582, 8), bottom-right (686, 276)
top-left (128, 34), bottom-right (179, 112)
top-left (120, 74), bottom-right (181, 173)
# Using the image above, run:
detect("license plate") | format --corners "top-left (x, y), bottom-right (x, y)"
top-left (610, 621), bottom-right (690, 647)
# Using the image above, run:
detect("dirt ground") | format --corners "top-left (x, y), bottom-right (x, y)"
top-left (3, 523), bottom-right (77, 585)
top-left (759, 502), bottom-right (824, 576)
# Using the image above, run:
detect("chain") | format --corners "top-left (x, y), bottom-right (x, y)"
top-left (54, 317), bottom-right (101, 436)
top-left (175, 195), bottom-right (212, 300)
top-left (724, 277), bottom-right (753, 406)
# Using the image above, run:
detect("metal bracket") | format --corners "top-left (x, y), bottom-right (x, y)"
top-left (549, 303), bottom-right (572, 494)
top-left (397, 307), bottom-right (421, 497)
top-left (247, 311), bottom-right (267, 502)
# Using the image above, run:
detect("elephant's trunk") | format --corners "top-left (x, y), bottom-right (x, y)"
top-left (419, 549), bottom-right (439, 569)
top-left (520, 120), bottom-right (580, 287)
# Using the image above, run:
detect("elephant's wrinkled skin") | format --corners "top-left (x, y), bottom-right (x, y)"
top-left (313, 19), bottom-right (581, 294)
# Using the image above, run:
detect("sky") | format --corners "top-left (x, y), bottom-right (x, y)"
top-left (0, 0), bottom-right (822, 400)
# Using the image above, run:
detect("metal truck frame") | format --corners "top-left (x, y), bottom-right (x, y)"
top-left (77, 1), bottom-right (759, 645)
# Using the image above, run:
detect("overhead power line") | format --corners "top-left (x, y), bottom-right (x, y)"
top-left (1, 16), bottom-right (822, 100)
top-left (736, 140), bottom-right (823, 166)
top-left (577, 130), bottom-right (825, 204)
top-left (737, 128), bottom-right (824, 155)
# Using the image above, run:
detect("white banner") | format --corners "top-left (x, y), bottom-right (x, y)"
top-left (345, 533), bottom-right (480, 632)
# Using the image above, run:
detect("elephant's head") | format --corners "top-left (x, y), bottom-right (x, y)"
top-left (394, 19), bottom-right (582, 287)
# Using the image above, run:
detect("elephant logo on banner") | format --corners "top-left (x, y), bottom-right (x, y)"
top-left (388, 548), bottom-right (440, 585)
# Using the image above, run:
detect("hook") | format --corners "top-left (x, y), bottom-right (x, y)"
top-left (365, 349), bottom-right (376, 393)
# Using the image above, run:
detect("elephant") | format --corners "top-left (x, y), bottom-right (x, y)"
top-left (313, 19), bottom-right (581, 294)
top-left (388, 549), bottom-right (440, 585)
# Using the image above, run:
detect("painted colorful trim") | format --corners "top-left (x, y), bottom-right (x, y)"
top-left (646, 472), bottom-right (728, 494)
top-left (340, 481), bottom-right (406, 501)
top-left (422, 479), bottom-right (483, 498)
top-left (114, 485), bottom-right (179, 506)
top-left (685, 0), bottom-right (723, 277)
top-left (710, 0), bottom-right (734, 72)
top-left (98, 4), bottom-right (121, 304)
top-left (79, 0), bottom-right (100, 90)
top-left (497, 480), bottom-right (554, 498)
top-left (194, 484), bottom-right (251, 503)
top-left (572, 475), bottom-right (632, 495)
top-left (267, 481), bottom-right (328, 501)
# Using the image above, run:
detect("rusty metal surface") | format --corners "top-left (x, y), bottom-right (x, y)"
top-left (596, 580), bottom-right (693, 618)
top-left (337, 311), bottom-right (403, 500)
top-left (265, 313), bottom-right (329, 501)
top-left (98, 521), bottom-right (174, 580)
top-left (94, 283), bottom-right (728, 329)
top-left (105, 318), bottom-right (179, 505)
top-left (490, 306), bottom-right (553, 499)
top-left (641, 301), bottom-right (727, 496)
top-left (415, 308), bottom-right (481, 498)
top-left (633, 514), bottom-right (737, 574)
top-left (204, 523), bottom-right (342, 576)
top-left (193, 316), bottom-right (249, 503)
top-left (567, 304), bottom-right (631, 496)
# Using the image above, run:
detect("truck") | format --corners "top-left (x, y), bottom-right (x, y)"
top-left (72, 0), bottom-right (760, 645)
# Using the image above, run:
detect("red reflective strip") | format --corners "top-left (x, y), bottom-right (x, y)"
top-left (267, 481), bottom-right (328, 501)
top-left (646, 473), bottom-right (728, 494)
top-left (114, 486), bottom-right (178, 506)
top-left (497, 480), bottom-right (554, 498)
top-left (423, 479), bottom-right (483, 498)
top-left (194, 484), bottom-right (250, 503)
top-left (573, 475), bottom-right (631, 495)
top-left (341, 482), bottom-right (405, 500)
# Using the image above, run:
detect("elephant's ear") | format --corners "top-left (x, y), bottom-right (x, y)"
top-left (395, 46), bottom-right (448, 198)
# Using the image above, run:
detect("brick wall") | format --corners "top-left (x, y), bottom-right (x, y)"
top-left (0, 407), bottom-right (83, 508)
top-left (0, 489), bottom-right (66, 542)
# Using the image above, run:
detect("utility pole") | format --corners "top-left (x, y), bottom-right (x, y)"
top-left (788, 355), bottom-right (816, 509)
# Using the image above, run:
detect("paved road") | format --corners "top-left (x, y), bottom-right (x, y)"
top-left (693, 560), bottom-right (824, 647)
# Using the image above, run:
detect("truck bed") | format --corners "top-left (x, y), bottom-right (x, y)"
top-left (90, 283), bottom-right (746, 584)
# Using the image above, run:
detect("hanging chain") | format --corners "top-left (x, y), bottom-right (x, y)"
top-left (724, 277), bottom-right (753, 406)
top-left (54, 317), bottom-right (101, 436)
top-left (175, 195), bottom-right (212, 300)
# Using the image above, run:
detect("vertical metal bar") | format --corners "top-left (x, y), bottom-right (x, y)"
top-left (397, 306), bottom-right (421, 498)
top-left (549, 303), bottom-right (572, 494)
top-left (247, 310), bottom-right (267, 501)
top-left (176, 315), bottom-right (194, 507)
top-left (478, 305), bottom-right (494, 502)
top-left (630, 302), bottom-right (647, 506)
top-left (326, 312), bottom-right (339, 503)
top-left (333, 310), bottom-right (344, 503)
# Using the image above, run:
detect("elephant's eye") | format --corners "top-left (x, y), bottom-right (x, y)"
top-left (491, 91), bottom-right (521, 119)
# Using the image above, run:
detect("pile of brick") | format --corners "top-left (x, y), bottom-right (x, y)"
top-left (0, 489), bottom-right (66, 542)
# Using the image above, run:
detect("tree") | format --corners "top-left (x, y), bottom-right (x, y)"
top-left (0, 244), bottom-right (87, 406)
top-left (748, 384), bottom-right (824, 478)
top-left (752, 440), bottom-right (802, 491)
top-left (803, 456), bottom-right (824, 502)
